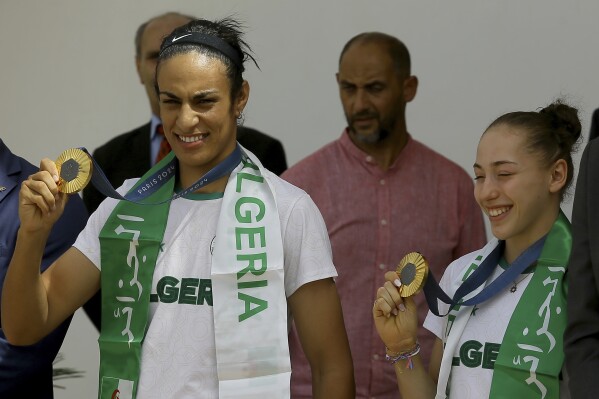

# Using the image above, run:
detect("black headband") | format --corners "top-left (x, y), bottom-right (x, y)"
top-left (159, 32), bottom-right (242, 69)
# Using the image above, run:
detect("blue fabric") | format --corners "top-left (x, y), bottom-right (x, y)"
top-left (84, 144), bottom-right (242, 205)
top-left (149, 114), bottom-right (162, 166)
top-left (425, 236), bottom-right (546, 317)
top-left (0, 139), bottom-right (88, 398)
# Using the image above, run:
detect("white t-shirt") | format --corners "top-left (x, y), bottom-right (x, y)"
top-left (423, 247), bottom-right (569, 399)
top-left (74, 170), bottom-right (337, 399)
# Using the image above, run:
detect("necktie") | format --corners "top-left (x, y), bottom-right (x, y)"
top-left (155, 124), bottom-right (172, 164)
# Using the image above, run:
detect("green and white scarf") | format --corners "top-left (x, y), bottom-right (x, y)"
top-left (97, 148), bottom-right (290, 398)
top-left (438, 212), bottom-right (570, 399)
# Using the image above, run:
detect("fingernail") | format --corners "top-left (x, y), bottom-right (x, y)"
top-left (53, 174), bottom-right (59, 182)
top-left (394, 279), bottom-right (402, 287)
top-left (399, 303), bottom-right (406, 312)
top-left (392, 308), bottom-right (398, 316)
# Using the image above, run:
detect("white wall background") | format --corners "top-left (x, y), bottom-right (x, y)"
top-left (1, 1), bottom-right (598, 397)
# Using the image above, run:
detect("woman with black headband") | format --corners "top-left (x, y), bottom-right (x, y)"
top-left (2, 18), bottom-right (354, 398)
top-left (372, 100), bottom-right (579, 398)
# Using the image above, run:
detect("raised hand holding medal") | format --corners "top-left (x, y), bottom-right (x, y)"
top-left (17, 150), bottom-right (90, 233)
top-left (385, 236), bottom-right (546, 320)
top-left (372, 253), bottom-right (429, 357)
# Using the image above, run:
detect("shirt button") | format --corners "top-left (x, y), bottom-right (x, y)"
top-left (380, 179), bottom-right (386, 185)
top-left (379, 263), bottom-right (386, 270)
top-left (372, 354), bottom-right (380, 361)
top-left (381, 219), bottom-right (388, 226)
top-left (366, 156), bottom-right (373, 162)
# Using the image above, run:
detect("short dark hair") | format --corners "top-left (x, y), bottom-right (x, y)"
top-left (485, 100), bottom-right (582, 200)
top-left (134, 12), bottom-right (196, 58)
top-left (156, 17), bottom-right (258, 101)
top-left (339, 32), bottom-right (411, 77)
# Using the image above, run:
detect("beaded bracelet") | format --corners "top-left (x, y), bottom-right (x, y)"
top-left (385, 343), bottom-right (421, 370)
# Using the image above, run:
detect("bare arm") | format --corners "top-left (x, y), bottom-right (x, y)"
top-left (2, 159), bottom-right (100, 345)
top-left (373, 271), bottom-right (440, 398)
top-left (288, 278), bottom-right (355, 399)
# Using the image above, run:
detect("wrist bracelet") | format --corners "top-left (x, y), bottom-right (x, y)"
top-left (385, 342), bottom-right (421, 369)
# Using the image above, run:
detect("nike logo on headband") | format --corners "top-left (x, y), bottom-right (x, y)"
top-left (172, 34), bottom-right (192, 42)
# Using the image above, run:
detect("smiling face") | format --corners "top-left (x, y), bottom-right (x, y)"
top-left (474, 124), bottom-right (566, 260)
top-left (156, 51), bottom-right (248, 186)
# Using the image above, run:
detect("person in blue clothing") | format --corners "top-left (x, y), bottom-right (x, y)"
top-left (0, 139), bottom-right (88, 398)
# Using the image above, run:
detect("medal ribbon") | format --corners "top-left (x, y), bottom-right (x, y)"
top-left (424, 235), bottom-right (546, 317)
top-left (83, 146), bottom-right (242, 204)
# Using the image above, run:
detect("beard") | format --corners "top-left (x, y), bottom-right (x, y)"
top-left (350, 126), bottom-right (391, 144)
top-left (347, 110), bottom-right (394, 144)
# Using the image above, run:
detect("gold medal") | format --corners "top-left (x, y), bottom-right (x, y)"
top-left (396, 252), bottom-right (429, 297)
top-left (55, 148), bottom-right (93, 194)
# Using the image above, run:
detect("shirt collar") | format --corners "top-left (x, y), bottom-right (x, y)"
top-left (338, 128), bottom-right (414, 170)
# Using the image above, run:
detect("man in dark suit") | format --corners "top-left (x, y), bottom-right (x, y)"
top-left (0, 139), bottom-right (88, 398)
top-left (564, 137), bottom-right (599, 398)
top-left (82, 12), bottom-right (287, 329)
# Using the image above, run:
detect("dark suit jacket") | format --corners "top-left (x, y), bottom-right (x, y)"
top-left (81, 123), bottom-right (287, 329)
top-left (0, 140), bottom-right (88, 398)
top-left (237, 126), bottom-right (287, 176)
top-left (565, 138), bottom-right (599, 398)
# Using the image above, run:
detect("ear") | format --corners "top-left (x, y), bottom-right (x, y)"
top-left (403, 75), bottom-right (418, 103)
top-left (235, 80), bottom-right (250, 117)
top-left (548, 159), bottom-right (567, 194)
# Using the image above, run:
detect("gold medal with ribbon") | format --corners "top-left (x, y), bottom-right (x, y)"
top-left (55, 148), bottom-right (93, 194)
top-left (396, 252), bottom-right (429, 297)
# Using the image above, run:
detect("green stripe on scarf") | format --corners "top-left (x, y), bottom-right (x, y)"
top-left (489, 211), bottom-right (571, 398)
top-left (97, 153), bottom-right (175, 399)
